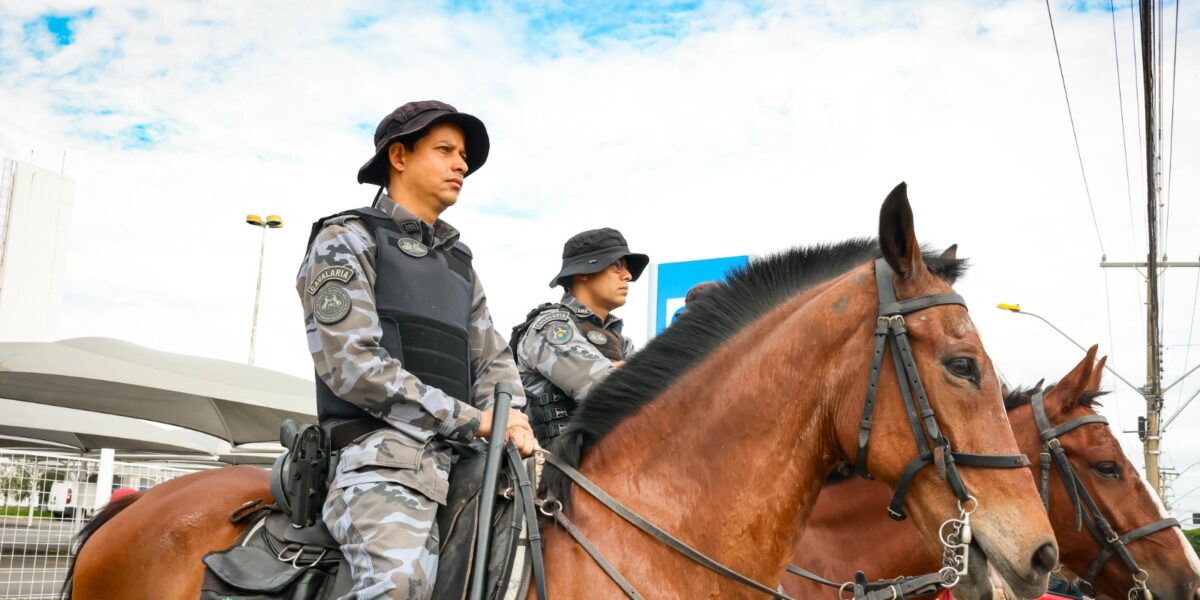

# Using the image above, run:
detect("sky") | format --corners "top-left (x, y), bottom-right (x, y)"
top-left (2, 0), bottom-right (1200, 511)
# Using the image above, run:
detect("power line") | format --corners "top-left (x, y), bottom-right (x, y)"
top-left (1130, 0), bottom-right (1146, 187)
top-left (1177, 270), bottom-right (1200, 412)
top-left (1163, 0), bottom-right (1180, 253)
top-left (1044, 0), bottom-right (1107, 256)
top-left (1111, 0), bottom-right (1146, 315)
top-left (1103, 269), bottom-right (1125, 426)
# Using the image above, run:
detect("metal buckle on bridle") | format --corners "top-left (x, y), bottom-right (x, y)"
top-left (878, 314), bottom-right (905, 329)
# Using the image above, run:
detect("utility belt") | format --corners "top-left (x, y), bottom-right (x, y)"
top-left (321, 417), bottom-right (389, 451)
top-left (527, 388), bottom-right (576, 442)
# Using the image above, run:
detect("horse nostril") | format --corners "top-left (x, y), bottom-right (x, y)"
top-left (1030, 543), bottom-right (1058, 576)
top-left (1192, 584), bottom-right (1200, 600)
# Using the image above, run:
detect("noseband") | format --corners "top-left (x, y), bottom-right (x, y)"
top-left (1030, 389), bottom-right (1179, 597)
top-left (855, 259), bottom-right (1030, 520)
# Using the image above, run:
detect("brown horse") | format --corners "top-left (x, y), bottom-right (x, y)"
top-left (63, 185), bottom-right (1055, 599)
top-left (786, 347), bottom-right (1200, 599)
top-left (63, 465), bottom-right (271, 598)
top-left (533, 185), bottom-right (1054, 599)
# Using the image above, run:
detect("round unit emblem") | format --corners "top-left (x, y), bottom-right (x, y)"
top-left (545, 322), bottom-right (573, 345)
top-left (397, 238), bottom-right (429, 258)
top-left (586, 330), bottom-right (609, 345)
top-left (314, 286), bottom-right (352, 324)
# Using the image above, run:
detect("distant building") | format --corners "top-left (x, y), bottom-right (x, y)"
top-left (0, 159), bottom-right (74, 341)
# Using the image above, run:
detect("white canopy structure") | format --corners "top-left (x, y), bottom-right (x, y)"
top-left (0, 337), bottom-right (316, 446)
top-left (0, 398), bottom-right (223, 454)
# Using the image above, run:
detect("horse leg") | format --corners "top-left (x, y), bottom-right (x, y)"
top-left (71, 466), bottom-right (271, 599)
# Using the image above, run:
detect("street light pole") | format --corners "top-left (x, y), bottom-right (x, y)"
top-left (245, 214), bottom-right (283, 365)
top-left (996, 304), bottom-right (1143, 396)
top-left (996, 303), bottom-right (1174, 500)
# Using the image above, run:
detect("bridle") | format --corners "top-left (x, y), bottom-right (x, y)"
top-left (1029, 389), bottom-right (1179, 599)
top-left (539, 257), bottom-right (1035, 600)
top-left (855, 259), bottom-right (1031, 528)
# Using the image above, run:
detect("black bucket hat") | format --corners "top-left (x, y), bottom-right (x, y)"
top-left (549, 228), bottom-right (649, 288)
top-left (357, 100), bottom-right (490, 186)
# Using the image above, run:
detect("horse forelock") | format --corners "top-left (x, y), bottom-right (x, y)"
top-left (541, 239), bottom-right (967, 508)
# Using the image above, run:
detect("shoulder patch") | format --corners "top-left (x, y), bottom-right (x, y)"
top-left (544, 321), bottom-right (573, 345)
top-left (306, 266), bottom-right (356, 295)
top-left (531, 310), bottom-right (571, 331)
top-left (313, 286), bottom-right (352, 324)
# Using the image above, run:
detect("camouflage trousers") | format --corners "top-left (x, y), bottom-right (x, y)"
top-left (323, 481), bottom-right (440, 600)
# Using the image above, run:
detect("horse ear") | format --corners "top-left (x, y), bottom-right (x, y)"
top-left (940, 244), bottom-right (958, 260)
top-left (1085, 355), bottom-right (1107, 395)
top-left (879, 182), bottom-right (926, 280)
top-left (1048, 345), bottom-right (1099, 417)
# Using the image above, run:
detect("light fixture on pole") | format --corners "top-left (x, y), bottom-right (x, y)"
top-left (246, 214), bottom-right (283, 365)
top-left (996, 303), bottom-right (1142, 395)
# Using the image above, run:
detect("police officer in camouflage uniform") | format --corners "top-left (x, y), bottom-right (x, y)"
top-left (297, 100), bottom-right (536, 600)
top-left (512, 229), bottom-right (648, 443)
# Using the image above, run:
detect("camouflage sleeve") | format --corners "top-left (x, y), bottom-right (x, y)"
top-left (297, 221), bottom-right (481, 444)
top-left (468, 272), bottom-right (527, 411)
top-left (518, 316), bottom-right (614, 402)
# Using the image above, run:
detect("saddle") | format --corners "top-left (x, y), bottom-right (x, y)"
top-left (200, 421), bottom-right (537, 600)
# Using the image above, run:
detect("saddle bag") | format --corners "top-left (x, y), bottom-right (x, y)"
top-left (199, 509), bottom-right (350, 600)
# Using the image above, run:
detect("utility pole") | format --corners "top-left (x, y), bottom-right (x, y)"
top-left (1140, 0), bottom-right (1163, 499)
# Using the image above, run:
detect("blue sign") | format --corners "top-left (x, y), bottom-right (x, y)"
top-left (651, 255), bottom-right (750, 335)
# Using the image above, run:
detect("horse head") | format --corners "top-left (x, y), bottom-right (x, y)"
top-left (1007, 347), bottom-right (1200, 599)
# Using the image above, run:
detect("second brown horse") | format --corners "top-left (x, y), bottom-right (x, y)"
top-left (788, 347), bottom-right (1200, 599)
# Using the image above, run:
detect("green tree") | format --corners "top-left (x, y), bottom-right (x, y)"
top-left (0, 463), bottom-right (33, 506)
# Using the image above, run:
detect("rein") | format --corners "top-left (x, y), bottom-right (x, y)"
top-left (539, 258), bottom-right (1028, 599)
top-left (1029, 390), bottom-right (1179, 599)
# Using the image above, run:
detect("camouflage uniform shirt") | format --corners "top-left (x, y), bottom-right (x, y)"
top-left (297, 194), bottom-right (525, 504)
top-left (515, 293), bottom-right (635, 405)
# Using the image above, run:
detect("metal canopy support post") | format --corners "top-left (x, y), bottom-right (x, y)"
top-left (94, 447), bottom-right (115, 510)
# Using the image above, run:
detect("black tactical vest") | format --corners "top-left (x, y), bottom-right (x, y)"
top-left (511, 303), bottom-right (626, 441)
top-left (307, 207), bottom-right (475, 425)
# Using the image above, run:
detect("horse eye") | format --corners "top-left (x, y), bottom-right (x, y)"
top-left (1092, 462), bottom-right (1121, 479)
top-left (944, 357), bottom-right (978, 383)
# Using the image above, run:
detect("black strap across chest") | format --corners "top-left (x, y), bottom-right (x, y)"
top-left (1029, 390), bottom-right (1179, 591)
top-left (855, 259), bottom-right (1030, 520)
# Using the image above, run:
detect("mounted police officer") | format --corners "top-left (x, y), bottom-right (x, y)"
top-left (511, 228), bottom-right (648, 443)
top-left (296, 100), bottom-right (535, 599)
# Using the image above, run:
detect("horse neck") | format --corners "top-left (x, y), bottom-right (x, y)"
top-left (578, 267), bottom-right (876, 575)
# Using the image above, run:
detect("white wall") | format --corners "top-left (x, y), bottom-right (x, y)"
top-left (0, 159), bottom-right (74, 342)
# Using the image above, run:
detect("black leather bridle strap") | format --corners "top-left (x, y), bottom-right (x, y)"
top-left (785, 564), bottom-right (944, 599)
top-left (506, 445), bottom-right (548, 600)
top-left (552, 510), bottom-right (646, 600)
top-left (542, 452), bottom-right (793, 599)
top-left (856, 321), bottom-right (890, 477)
top-left (1081, 517), bottom-right (1180, 583)
top-left (887, 451), bottom-right (1031, 520)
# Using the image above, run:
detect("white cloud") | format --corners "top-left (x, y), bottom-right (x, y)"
top-left (3, 0), bottom-right (1200, 503)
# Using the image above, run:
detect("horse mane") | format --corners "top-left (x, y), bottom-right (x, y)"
top-left (1003, 383), bottom-right (1108, 412)
top-left (60, 491), bottom-right (144, 599)
top-left (543, 239), bottom-right (966, 507)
